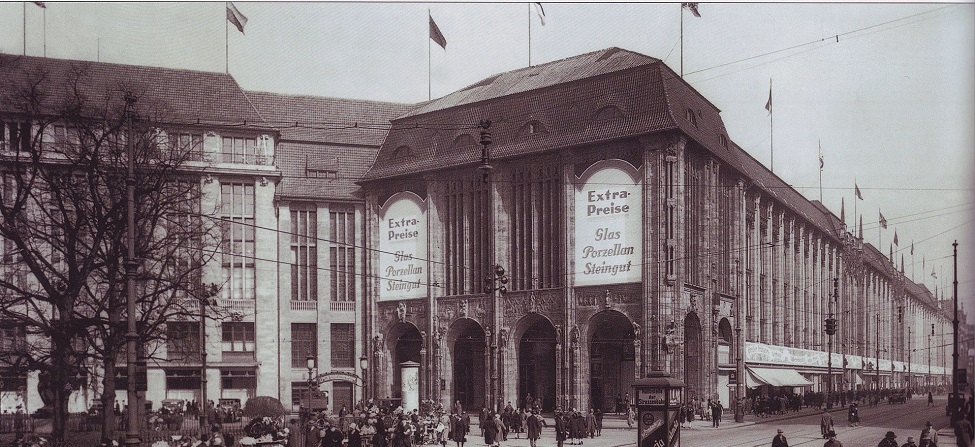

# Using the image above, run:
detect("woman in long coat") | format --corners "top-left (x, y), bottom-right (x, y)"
top-left (526, 411), bottom-right (542, 447)
top-left (483, 413), bottom-right (498, 447)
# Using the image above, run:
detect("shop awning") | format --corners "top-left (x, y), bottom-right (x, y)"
top-left (747, 367), bottom-right (815, 387)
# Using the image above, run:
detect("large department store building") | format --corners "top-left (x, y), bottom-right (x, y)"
top-left (358, 47), bottom-right (951, 412)
top-left (0, 48), bottom-right (955, 415)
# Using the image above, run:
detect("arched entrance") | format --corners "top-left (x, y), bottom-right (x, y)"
top-left (450, 319), bottom-right (486, 411)
top-left (588, 311), bottom-right (636, 412)
top-left (388, 323), bottom-right (422, 401)
top-left (517, 314), bottom-right (557, 411)
top-left (683, 312), bottom-right (703, 401)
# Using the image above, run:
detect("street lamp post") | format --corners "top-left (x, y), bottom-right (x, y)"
top-left (951, 241), bottom-right (960, 423)
top-left (123, 92), bottom-right (141, 447)
top-left (360, 356), bottom-right (369, 403)
top-left (306, 356), bottom-right (315, 423)
top-left (734, 260), bottom-right (744, 423)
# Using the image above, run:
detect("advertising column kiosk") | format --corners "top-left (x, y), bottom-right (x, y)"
top-left (633, 371), bottom-right (684, 447)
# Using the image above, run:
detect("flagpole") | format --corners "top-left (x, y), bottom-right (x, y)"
top-left (680, 4), bottom-right (684, 77)
top-left (528, 3), bottom-right (532, 67)
top-left (42, 5), bottom-right (46, 57)
top-left (23, 2), bottom-right (26, 55)
top-left (225, 2), bottom-right (229, 74)
top-left (769, 78), bottom-right (774, 173)
top-left (819, 140), bottom-right (823, 202)
top-left (854, 180), bottom-right (857, 238)
top-left (428, 10), bottom-right (432, 101)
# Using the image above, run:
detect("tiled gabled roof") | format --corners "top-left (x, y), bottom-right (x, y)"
top-left (405, 47), bottom-right (662, 118)
top-left (0, 54), bottom-right (266, 126)
top-left (363, 47), bottom-right (846, 243)
top-left (244, 91), bottom-right (410, 201)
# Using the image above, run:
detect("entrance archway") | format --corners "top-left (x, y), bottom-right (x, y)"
top-left (388, 323), bottom-right (422, 401)
top-left (588, 311), bottom-right (636, 412)
top-left (450, 319), bottom-right (486, 411)
top-left (516, 314), bottom-right (557, 411)
top-left (683, 312), bottom-right (703, 400)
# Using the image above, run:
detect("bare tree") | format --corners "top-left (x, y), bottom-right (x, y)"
top-left (0, 60), bottom-right (221, 442)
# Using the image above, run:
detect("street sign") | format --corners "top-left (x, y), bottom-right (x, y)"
top-left (729, 371), bottom-right (738, 385)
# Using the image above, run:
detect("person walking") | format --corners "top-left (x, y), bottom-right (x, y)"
top-left (771, 428), bottom-right (789, 447)
top-left (848, 403), bottom-right (860, 427)
top-left (902, 436), bottom-right (919, 447)
top-left (824, 430), bottom-right (844, 447)
top-left (626, 406), bottom-right (635, 428)
top-left (348, 423), bottom-right (363, 447)
top-left (878, 431), bottom-right (899, 447)
top-left (919, 421), bottom-right (938, 447)
top-left (594, 408), bottom-right (602, 437)
top-left (450, 412), bottom-right (468, 447)
top-left (928, 392), bottom-right (934, 407)
top-left (586, 409), bottom-right (596, 438)
top-left (554, 412), bottom-right (568, 447)
top-left (820, 409), bottom-right (834, 439)
top-left (710, 400), bottom-right (722, 428)
top-left (526, 411), bottom-right (543, 447)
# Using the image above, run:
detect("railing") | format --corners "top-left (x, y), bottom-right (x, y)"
top-left (218, 299), bottom-right (255, 312)
top-left (330, 301), bottom-right (355, 312)
top-left (290, 300), bottom-right (317, 311)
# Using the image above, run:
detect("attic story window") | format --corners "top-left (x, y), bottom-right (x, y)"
top-left (719, 134), bottom-right (728, 148)
top-left (390, 145), bottom-right (413, 161)
top-left (685, 109), bottom-right (698, 127)
top-left (307, 168), bottom-right (338, 179)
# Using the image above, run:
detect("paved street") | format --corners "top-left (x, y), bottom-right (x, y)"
top-left (461, 395), bottom-right (955, 447)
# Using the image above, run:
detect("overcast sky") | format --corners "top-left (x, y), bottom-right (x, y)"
top-left (2, 2), bottom-right (973, 326)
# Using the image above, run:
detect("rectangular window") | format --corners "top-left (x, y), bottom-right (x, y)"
top-left (165, 369), bottom-right (202, 390)
top-left (166, 322), bottom-right (201, 363)
top-left (222, 322), bottom-right (255, 353)
top-left (0, 323), bottom-right (26, 353)
top-left (291, 382), bottom-right (310, 407)
top-left (330, 323), bottom-right (354, 368)
top-left (291, 204), bottom-right (318, 301)
top-left (170, 132), bottom-right (204, 161)
top-left (221, 136), bottom-right (257, 164)
top-left (221, 182), bottom-right (255, 300)
top-left (291, 323), bottom-right (317, 368)
top-left (330, 207), bottom-right (355, 302)
top-left (444, 177), bottom-right (491, 296)
top-left (0, 368), bottom-right (27, 391)
top-left (221, 370), bottom-right (257, 389)
top-left (509, 163), bottom-right (562, 291)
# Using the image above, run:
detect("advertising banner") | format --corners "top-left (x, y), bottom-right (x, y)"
top-left (574, 160), bottom-right (642, 286)
top-left (378, 192), bottom-right (427, 301)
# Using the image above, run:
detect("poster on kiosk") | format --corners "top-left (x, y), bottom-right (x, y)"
top-left (634, 372), bottom-right (684, 447)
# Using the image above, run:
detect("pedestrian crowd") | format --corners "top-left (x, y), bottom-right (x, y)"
top-left (771, 392), bottom-right (975, 447)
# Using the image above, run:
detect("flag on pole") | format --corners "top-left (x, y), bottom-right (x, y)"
top-left (429, 13), bottom-right (447, 49)
top-left (855, 183), bottom-right (863, 200)
top-left (911, 241), bottom-right (914, 255)
top-left (32, 2), bottom-right (46, 8)
top-left (819, 153), bottom-right (824, 170)
top-left (764, 86), bottom-right (772, 115)
top-left (931, 269), bottom-right (937, 279)
top-left (533, 3), bottom-right (546, 25)
top-left (893, 230), bottom-right (898, 246)
top-left (227, 2), bottom-right (248, 34)
top-left (879, 211), bottom-right (887, 229)
top-left (682, 3), bottom-right (701, 17)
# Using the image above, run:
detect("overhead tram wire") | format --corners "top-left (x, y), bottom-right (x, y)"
top-left (684, 5), bottom-right (955, 78)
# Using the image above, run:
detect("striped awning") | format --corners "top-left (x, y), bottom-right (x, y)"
top-left (747, 367), bottom-right (815, 387)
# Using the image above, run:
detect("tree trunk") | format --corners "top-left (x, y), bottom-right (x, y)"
top-left (102, 359), bottom-right (118, 440)
top-left (50, 338), bottom-right (70, 444)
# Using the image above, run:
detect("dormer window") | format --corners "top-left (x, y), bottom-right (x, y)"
top-left (390, 145), bottom-right (413, 161)
top-left (685, 108), bottom-right (698, 127)
top-left (520, 120), bottom-right (548, 138)
top-left (719, 134), bottom-right (728, 148)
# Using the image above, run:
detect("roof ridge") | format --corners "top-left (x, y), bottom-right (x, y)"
top-left (244, 89), bottom-right (411, 108)
top-left (2, 53), bottom-right (237, 79)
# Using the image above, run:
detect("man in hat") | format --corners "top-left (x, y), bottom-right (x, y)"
top-left (771, 428), bottom-right (789, 447)
top-left (878, 431), bottom-right (899, 447)
top-left (824, 431), bottom-right (844, 447)
top-left (919, 421), bottom-right (938, 447)
top-left (820, 409), bottom-right (834, 439)
top-left (902, 436), bottom-right (919, 447)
